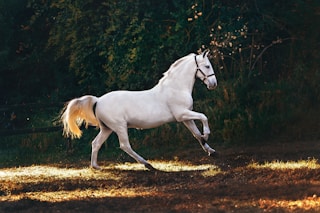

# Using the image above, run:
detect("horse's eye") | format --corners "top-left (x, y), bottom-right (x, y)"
top-left (205, 65), bottom-right (210, 69)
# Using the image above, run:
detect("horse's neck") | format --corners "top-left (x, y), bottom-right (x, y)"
top-left (155, 58), bottom-right (196, 94)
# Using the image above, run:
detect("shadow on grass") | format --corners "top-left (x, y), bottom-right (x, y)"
top-left (1, 161), bottom-right (320, 212)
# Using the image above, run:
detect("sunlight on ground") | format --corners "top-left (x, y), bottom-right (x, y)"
top-left (0, 161), bottom-right (218, 203)
top-left (1, 160), bottom-right (319, 211)
top-left (109, 161), bottom-right (223, 178)
top-left (0, 165), bottom-right (120, 183)
top-left (0, 161), bottom-right (218, 182)
top-left (210, 196), bottom-right (320, 212)
top-left (247, 159), bottom-right (320, 170)
top-left (4, 188), bottom-right (155, 202)
top-left (110, 160), bottom-right (218, 172)
top-left (258, 195), bottom-right (320, 212)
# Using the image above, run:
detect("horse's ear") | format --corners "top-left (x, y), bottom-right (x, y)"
top-left (202, 49), bottom-right (210, 58)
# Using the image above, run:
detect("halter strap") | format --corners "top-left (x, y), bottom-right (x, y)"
top-left (194, 55), bottom-right (215, 81)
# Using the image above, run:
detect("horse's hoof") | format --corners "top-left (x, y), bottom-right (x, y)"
top-left (208, 151), bottom-right (218, 157)
top-left (91, 165), bottom-right (102, 170)
top-left (145, 163), bottom-right (157, 171)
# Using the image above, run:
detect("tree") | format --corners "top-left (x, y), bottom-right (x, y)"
top-left (1, 0), bottom-right (319, 143)
top-left (46, 0), bottom-right (205, 94)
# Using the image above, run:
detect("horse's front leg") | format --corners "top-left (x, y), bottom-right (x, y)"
top-left (177, 109), bottom-right (215, 155)
top-left (178, 110), bottom-right (210, 139)
top-left (183, 120), bottom-right (216, 156)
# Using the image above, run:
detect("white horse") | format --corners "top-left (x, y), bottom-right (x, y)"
top-left (61, 50), bottom-right (217, 170)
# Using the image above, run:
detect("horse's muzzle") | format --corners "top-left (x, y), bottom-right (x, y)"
top-left (206, 75), bottom-right (217, 90)
top-left (207, 79), bottom-right (217, 90)
top-left (207, 84), bottom-right (217, 90)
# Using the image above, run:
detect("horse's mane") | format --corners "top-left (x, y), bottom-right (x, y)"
top-left (158, 53), bottom-right (195, 84)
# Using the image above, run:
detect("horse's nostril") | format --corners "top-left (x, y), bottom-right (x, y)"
top-left (208, 84), bottom-right (216, 90)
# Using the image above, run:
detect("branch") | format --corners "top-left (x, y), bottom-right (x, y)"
top-left (250, 37), bottom-right (293, 71)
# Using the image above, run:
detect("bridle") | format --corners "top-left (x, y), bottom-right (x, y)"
top-left (194, 55), bottom-right (215, 81)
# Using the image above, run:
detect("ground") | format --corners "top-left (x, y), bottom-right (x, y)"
top-left (1, 140), bottom-right (320, 212)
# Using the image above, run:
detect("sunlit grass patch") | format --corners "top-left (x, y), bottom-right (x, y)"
top-left (248, 159), bottom-right (320, 170)
top-left (258, 195), bottom-right (320, 211)
top-left (3, 188), bottom-right (155, 202)
top-left (0, 164), bottom-right (154, 203)
top-left (201, 167), bottom-right (224, 177)
top-left (0, 161), bottom-right (218, 203)
top-left (109, 160), bottom-right (218, 172)
top-left (0, 161), bottom-right (217, 184)
top-left (0, 165), bottom-right (120, 184)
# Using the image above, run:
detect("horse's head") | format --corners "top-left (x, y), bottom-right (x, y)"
top-left (195, 50), bottom-right (217, 90)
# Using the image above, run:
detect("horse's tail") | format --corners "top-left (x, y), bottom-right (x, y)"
top-left (60, 95), bottom-right (99, 139)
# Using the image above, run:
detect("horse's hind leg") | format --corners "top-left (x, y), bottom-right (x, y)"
top-left (91, 127), bottom-right (112, 169)
top-left (116, 126), bottom-right (155, 170)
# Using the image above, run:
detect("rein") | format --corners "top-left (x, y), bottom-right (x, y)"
top-left (194, 55), bottom-right (215, 81)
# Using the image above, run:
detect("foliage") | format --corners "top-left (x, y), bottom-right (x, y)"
top-left (192, 0), bottom-right (320, 143)
top-left (0, 0), bottom-right (319, 158)
top-left (44, 0), bottom-right (205, 94)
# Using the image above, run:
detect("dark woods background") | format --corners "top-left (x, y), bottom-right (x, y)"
top-left (0, 0), bottom-right (319, 163)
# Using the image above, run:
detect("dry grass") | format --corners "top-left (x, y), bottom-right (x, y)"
top-left (112, 160), bottom-right (218, 172)
top-left (0, 165), bottom-right (119, 182)
top-left (1, 156), bottom-right (320, 212)
top-left (0, 160), bottom-right (219, 203)
top-left (247, 158), bottom-right (320, 170)
top-left (257, 195), bottom-right (320, 212)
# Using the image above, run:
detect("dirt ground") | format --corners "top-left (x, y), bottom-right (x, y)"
top-left (1, 140), bottom-right (320, 212)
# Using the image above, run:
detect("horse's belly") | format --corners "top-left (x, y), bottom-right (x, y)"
top-left (127, 117), bottom-right (175, 129)
top-left (126, 110), bottom-right (175, 129)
